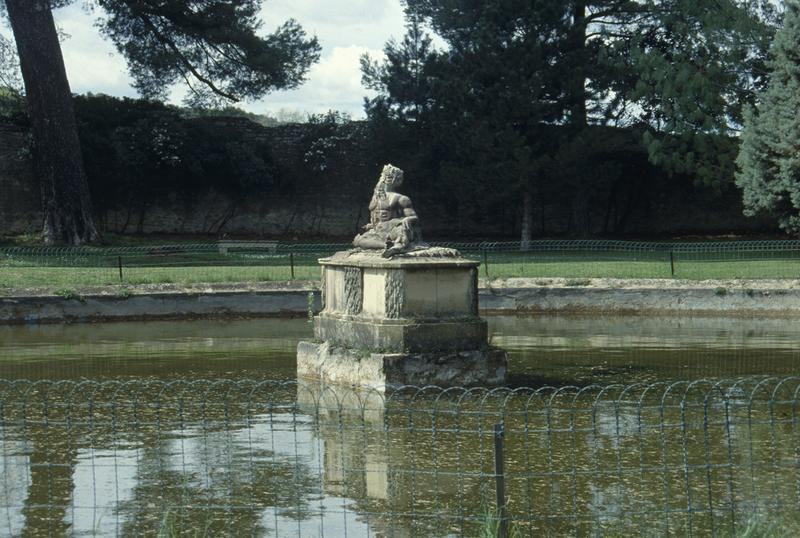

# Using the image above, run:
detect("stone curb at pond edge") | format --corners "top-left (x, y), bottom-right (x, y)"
top-left (2, 278), bottom-right (800, 324)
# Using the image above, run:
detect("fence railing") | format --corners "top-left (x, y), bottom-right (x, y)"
top-left (1, 377), bottom-right (799, 536)
top-left (1, 239), bottom-right (800, 287)
top-left (4, 239), bottom-right (800, 256)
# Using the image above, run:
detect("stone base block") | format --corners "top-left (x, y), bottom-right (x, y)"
top-left (314, 314), bottom-right (487, 353)
top-left (297, 340), bottom-right (507, 390)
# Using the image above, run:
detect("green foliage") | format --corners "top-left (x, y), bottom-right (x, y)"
top-left (54, 288), bottom-right (85, 302)
top-left (0, 29), bottom-right (25, 122)
top-left (94, 0), bottom-right (321, 106)
top-left (73, 94), bottom-right (278, 229)
top-left (363, 0), bottom-right (777, 233)
top-left (4, 1), bottom-right (320, 108)
top-left (182, 106), bottom-right (308, 127)
top-left (736, 1), bottom-right (800, 233)
top-left (363, 1), bottom-right (568, 234)
top-left (0, 32), bottom-right (23, 94)
top-left (479, 509), bottom-right (524, 538)
top-left (0, 85), bottom-right (26, 124)
top-left (156, 509), bottom-right (211, 538)
top-left (303, 110), bottom-right (357, 172)
top-left (629, 0), bottom-right (778, 188)
top-left (116, 286), bottom-right (134, 299)
top-left (361, 14), bottom-right (443, 123)
top-left (623, 1), bottom-right (776, 127)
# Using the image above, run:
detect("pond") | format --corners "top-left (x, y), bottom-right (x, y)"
top-left (1, 315), bottom-right (798, 536)
top-left (1, 315), bottom-right (798, 383)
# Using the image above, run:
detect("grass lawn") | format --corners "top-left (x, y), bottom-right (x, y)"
top-left (0, 264), bottom-right (321, 290)
top-left (1, 259), bottom-right (798, 291)
top-left (484, 259), bottom-right (800, 280)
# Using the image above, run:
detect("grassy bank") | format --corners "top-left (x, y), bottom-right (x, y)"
top-left (2, 259), bottom-right (799, 290)
top-left (2, 238), bottom-right (799, 290)
top-left (0, 265), bottom-right (318, 289)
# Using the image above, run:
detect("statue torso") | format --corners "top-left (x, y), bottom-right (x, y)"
top-left (370, 193), bottom-right (403, 224)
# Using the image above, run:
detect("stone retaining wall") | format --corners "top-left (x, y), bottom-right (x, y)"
top-left (0, 286), bottom-right (320, 324)
top-left (480, 282), bottom-right (800, 317)
top-left (2, 278), bottom-right (800, 324)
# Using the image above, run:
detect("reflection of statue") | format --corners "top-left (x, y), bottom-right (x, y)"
top-left (353, 164), bottom-right (426, 257)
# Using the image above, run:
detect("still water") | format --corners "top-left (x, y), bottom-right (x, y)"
top-left (0, 316), bottom-right (798, 537)
top-left (1, 315), bottom-right (799, 382)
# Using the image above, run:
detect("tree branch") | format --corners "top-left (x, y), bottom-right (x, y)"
top-left (137, 12), bottom-right (240, 102)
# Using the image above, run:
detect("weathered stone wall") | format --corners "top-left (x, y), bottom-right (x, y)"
top-left (0, 119), bottom-right (778, 239)
top-left (99, 189), bottom-right (365, 237)
top-left (4, 279), bottom-right (800, 324)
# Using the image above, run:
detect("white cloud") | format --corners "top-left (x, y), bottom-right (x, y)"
top-left (54, 5), bottom-right (136, 97)
top-left (253, 0), bottom-right (408, 117)
top-left (244, 45), bottom-right (384, 117)
top-left (259, 0), bottom-right (405, 46)
top-left (14, 0), bottom-right (410, 117)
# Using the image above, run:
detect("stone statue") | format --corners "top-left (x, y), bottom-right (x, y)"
top-left (353, 164), bottom-right (426, 257)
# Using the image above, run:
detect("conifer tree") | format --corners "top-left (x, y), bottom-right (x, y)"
top-left (364, 0), bottom-right (775, 239)
top-left (2, 0), bottom-right (320, 244)
top-left (736, 1), bottom-right (800, 233)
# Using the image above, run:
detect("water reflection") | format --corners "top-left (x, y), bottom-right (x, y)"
top-left (2, 315), bottom-right (799, 384)
top-left (2, 315), bottom-right (800, 535)
top-left (490, 315), bottom-right (800, 385)
top-left (1, 378), bottom-right (799, 536)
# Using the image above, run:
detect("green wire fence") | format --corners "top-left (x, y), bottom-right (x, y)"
top-left (2, 377), bottom-right (800, 536)
top-left (1, 240), bottom-right (799, 288)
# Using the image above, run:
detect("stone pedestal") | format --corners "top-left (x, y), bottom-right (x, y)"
top-left (297, 250), bottom-right (507, 390)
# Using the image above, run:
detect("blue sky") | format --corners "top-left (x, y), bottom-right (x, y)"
top-left (2, 1), bottom-right (409, 118)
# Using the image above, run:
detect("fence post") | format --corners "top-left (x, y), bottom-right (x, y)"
top-left (290, 252), bottom-right (295, 280)
top-left (483, 248), bottom-right (490, 278)
top-left (494, 422), bottom-right (508, 538)
top-left (670, 250), bottom-right (675, 277)
top-left (118, 256), bottom-right (123, 283)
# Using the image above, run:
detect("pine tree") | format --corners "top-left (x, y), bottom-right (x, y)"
top-left (2, 0), bottom-right (320, 244)
top-left (365, 0), bottom-right (775, 240)
top-left (363, 0), bottom-right (567, 243)
top-left (736, 1), bottom-right (800, 233)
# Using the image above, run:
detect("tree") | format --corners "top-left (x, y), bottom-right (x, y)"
top-left (361, 14), bottom-right (441, 124)
top-left (1, 0), bottom-right (320, 244)
top-left (71, 94), bottom-right (281, 234)
top-left (363, 2), bottom-right (566, 243)
top-left (5, 0), bottom-right (99, 244)
top-left (555, 0), bottom-right (776, 227)
top-left (615, 0), bottom-right (777, 189)
top-left (736, 1), bottom-right (800, 233)
top-left (365, 0), bottom-right (776, 240)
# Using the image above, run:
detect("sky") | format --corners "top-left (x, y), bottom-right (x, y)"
top-left (2, 0), bottom-right (410, 118)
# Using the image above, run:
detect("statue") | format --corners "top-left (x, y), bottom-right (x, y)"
top-left (353, 164), bottom-right (427, 257)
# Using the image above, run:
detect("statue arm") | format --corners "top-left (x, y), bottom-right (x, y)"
top-left (397, 195), bottom-right (418, 221)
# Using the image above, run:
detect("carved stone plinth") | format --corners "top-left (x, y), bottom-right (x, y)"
top-left (297, 250), bottom-right (507, 390)
top-left (297, 341), bottom-right (507, 390)
top-left (314, 315), bottom-right (487, 353)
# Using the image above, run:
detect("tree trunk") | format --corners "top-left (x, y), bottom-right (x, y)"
top-left (5, 0), bottom-right (99, 245)
top-left (520, 183), bottom-right (533, 250)
top-left (569, 1), bottom-right (588, 129)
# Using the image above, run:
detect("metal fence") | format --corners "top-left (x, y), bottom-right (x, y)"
top-left (2, 377), bottom-right (799, 536)
top-left (2, 239), bottom-right (800, 287)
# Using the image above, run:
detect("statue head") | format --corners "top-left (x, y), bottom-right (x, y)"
top-left (380, 164), bottom-right (404, 191)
